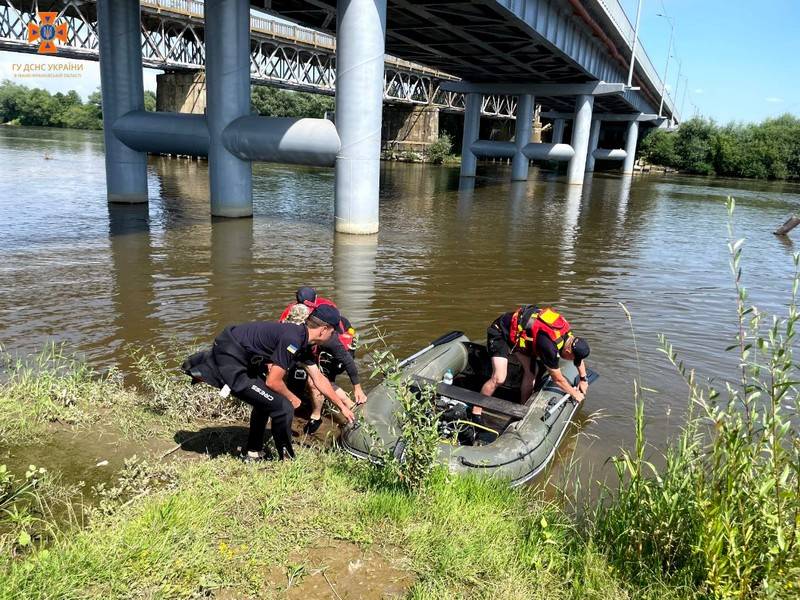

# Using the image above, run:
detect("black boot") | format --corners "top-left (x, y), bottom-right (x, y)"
top-left (303, 417), bottom-right (322, 435)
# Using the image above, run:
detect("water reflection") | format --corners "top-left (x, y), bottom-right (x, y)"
top-left (561, 184), bottom-right (583, 271)
top-left (456, 176), bottom-right (475, 220)
top-left (210, 218), bottom-right (254, 327)
top-left (509, 181), bottom-right (527, 216)
top-left (107, 204), bottom-right (158, 358)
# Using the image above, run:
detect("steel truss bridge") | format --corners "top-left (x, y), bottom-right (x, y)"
top-left (0, 0), bottom-right (519, 118)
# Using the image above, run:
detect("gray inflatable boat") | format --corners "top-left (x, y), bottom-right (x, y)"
top-left (342, 332), bottom-right (597, 486)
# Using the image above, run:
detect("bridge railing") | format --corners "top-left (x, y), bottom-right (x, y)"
top-left (593, 0), bottom-right (678, 120)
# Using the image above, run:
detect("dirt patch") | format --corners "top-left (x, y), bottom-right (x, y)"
top-left (264, 540), bottom-right (414, 599)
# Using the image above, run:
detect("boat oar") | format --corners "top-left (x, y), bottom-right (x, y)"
top-left (397, 330), bottom-right (464, 369)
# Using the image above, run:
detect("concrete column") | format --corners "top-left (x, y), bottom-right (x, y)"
top-left (511, 94), bottom-right (533, 181)
top-left (585, 119), bottom-right (601, 173)
top-left (552, 118), bottom-right (565, 144)
top-left (459, 92), bottom-right (482, 177)
top-left (566, 94), bottom-right (595, 185)
top-left (622, 120), bottom-right (639, 174)
top-left (97, 0), bottom-right (148, 204)
top-left (334, 0), bottom-right (387, 234)
top-left (156, 72), bottom-right (206, 114)
top-left (382, 104), bottom-right (439, 154)
top-left (206, 0), bottom-right (252, 218)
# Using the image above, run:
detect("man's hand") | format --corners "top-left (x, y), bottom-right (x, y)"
top-left (578, 380), bottom-right (589, 394)
top-left (288, 394), bottom-right (302, 409)
top-left (341, 405), bottom-right (355, 423)
top-left (572, 389), bottom-right (585, 403)
top-left (353, 384), bottom-right (368, 405)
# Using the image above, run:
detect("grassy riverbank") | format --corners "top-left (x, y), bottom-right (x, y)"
top-left (1, 201), bottom-right (798, 598)
top-left (1, 330), bottom-right (796, 598)
top-left (0, 452), bottom-right (645, 600)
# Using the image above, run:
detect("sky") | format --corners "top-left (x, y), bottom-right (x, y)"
top-left (0, 0), bottom-right (797, 125)
top-left (618, 0), bottom-right (800, 123)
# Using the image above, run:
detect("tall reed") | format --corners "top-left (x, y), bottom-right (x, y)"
top-left (590, 198), bottom-right (799, 598)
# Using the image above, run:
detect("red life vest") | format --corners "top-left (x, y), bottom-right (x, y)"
top-left (509, 305), bottom-right (572, 353)
top-left (279, 296), bottom-right (337, 322)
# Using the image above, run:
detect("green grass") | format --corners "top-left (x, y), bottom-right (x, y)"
top-left (0, 343), bottom-right (131, 445)
top-left (0, 451), bottom-right (648, 600)
top-left (0, 342), bottom-right (247, 446)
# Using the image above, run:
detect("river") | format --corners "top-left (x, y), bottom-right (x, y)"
top-left (2, 125), bottom-right (799, 468)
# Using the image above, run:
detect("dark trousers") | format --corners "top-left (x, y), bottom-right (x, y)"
top-left (212, 329), bottom-right (295, 459)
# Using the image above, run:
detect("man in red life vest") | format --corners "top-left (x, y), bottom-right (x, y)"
top-left (280, 287), bottom-right (367, 433)
top-left (279, 286), bottom-right (320, 321)
top-left (475, 305), bottom-right (591, 426)
top-left (299, 316), bottom-right (363, 434)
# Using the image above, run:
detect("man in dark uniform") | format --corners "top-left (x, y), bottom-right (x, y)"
top-left (474, 305), bottom-right (590, 426)
top-left (182, 304), bottom-right (354, 461)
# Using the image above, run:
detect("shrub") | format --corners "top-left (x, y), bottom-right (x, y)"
top-left (367, 341), bottom-right (441, 492)
top-left (128, 344), bottom-right (249, 423)
top-left (426, 134), bottom-right (453, 164)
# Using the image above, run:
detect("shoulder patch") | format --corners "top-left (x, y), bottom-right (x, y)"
top-left (287, 344), bottom-right (298, 354)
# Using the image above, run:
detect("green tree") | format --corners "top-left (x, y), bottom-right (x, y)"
top-left (0, 80), bottom-right (27, 123)
top-left (58, 104), bottom-right (102, 130)
top-left (144, 90), bottom-right (156, 112)
top-left (250, 86), bottom-right (333, 118)
top-left (673, 117), bottom-right (717, 175)
top-left (18, 88), bottom-right (59, 127)
top-left (639, 128), bottom-right (678, 166)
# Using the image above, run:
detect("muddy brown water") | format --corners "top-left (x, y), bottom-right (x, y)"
top-left (2, 126), bottom-right (800, 483)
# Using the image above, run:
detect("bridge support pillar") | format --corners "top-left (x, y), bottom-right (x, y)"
top-left (511, 94), bottom-right (533, 181)
top-left (206, 0), bottom-right (253, 217)
top-left (622, 120), bottom-right (639, 174)
top-left (566, 94), bottom-right (594, 185)
top-left (552, 118), bottom-right (565, 144)
top-left (97, 0), bottom-right (148, 204)
top-left (459, 92), bottom-right (482, 177)
top-left (334, 0), bottom-right (387, 234)
top-left (585, 119), bottom-right (601, 173)
top-left (382, 104), bottom-right (439, 155)
top-left (156, 72), bottom-right (207, 114)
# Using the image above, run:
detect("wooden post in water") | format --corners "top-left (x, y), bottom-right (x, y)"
top-left (774, 215), bottom-right (800, 236)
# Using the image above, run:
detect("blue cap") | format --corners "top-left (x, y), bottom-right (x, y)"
top-left (310, 304), bottom-right (344, 333)
top-left (296, 286), bottom-right (317, 305)
top-left (572, 337), bottom-right (590, 366)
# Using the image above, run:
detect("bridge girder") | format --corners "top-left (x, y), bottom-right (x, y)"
top-left (0, 0), bottom-right (520, 119)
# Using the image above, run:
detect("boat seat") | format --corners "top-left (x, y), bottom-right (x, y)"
top-left (410, 376), bottom-right (529, 420)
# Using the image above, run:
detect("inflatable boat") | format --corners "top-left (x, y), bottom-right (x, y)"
top-left (341, 331), bottom-right (597, 486)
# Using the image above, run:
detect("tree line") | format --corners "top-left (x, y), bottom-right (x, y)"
top-left (639, 114), bottom-right (800, 180)
top-left (0, 80), bottom-right (333, 131)
top-left (0, 80), bottom-right (156, 129)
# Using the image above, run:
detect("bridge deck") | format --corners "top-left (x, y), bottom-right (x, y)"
top-left (265, 0), bottom-right (676, 118)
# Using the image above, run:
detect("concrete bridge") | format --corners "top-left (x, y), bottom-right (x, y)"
top-left (1, 0), bottom-right (679, 233)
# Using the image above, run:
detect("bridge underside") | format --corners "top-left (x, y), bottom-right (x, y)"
top-left (261, 0), bottom-right (647, 115)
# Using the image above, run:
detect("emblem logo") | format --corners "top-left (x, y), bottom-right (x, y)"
top-left (27, 12), bottom-right (68, 54)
